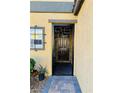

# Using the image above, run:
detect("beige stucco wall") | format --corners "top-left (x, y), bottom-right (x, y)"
top-left (30, 13), bottom-right (77, 75)
top-left (75, 0), bottom-right (93, 93)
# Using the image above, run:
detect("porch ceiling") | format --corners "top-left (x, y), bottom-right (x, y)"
top-left (30, 1), bottom-right (74, 13)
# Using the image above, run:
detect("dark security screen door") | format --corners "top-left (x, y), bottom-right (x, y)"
top-left (52, 24), bottom-right (74, 75)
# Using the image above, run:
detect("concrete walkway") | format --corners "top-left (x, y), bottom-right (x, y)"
top-left (42, 76), bottom-right (82, 93)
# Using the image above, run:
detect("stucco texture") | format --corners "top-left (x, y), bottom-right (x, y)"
top-left (74, 0), bottom-right (93, 93)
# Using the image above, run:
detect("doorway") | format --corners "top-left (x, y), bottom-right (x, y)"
top-left (52, 24), bottom-right (74, 76)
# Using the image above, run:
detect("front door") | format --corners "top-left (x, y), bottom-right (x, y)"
top-left (52, 24), bottom-right (74, 75)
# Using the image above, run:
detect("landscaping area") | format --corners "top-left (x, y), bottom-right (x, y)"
top-left (30, 58), bottom-right (48, 93)
top-left (30, 76), bottom-right (48, 93)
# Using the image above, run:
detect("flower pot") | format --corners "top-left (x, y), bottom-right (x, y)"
top-left (39, 73), bottom-right (45, 81)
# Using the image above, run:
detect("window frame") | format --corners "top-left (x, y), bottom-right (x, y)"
top-left (30, 26), bottom-right (45, 51)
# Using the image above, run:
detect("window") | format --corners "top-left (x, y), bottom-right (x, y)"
top-left (30, 26), bottom-right (45, 50)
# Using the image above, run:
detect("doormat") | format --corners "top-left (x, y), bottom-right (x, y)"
top-left (42, 76), bottom-right (82, 93)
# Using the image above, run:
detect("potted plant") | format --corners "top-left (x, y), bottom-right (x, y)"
top-left (38, 65), bottom-right (48, 81)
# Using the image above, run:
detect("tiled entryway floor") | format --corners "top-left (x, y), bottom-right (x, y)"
top-left (42, 76), bottom-right (82, 93)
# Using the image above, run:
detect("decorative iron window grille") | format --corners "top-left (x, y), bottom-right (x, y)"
top-left (30, 25), bottom-right (46, 50)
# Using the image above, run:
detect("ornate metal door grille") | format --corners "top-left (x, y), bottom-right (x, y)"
top-left (54, 25), bottom-right (73, 63)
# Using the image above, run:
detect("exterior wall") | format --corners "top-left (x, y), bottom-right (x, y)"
top-left (30, 13), bottom-right (77, 75)
top-left (75, 0), bottom-right (93, 93)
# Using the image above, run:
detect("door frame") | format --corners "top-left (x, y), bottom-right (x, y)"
top-left (52, 23), bottom-right (75, 76)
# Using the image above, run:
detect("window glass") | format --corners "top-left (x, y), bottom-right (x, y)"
top-left (30, 27), bottom-right (44, 50)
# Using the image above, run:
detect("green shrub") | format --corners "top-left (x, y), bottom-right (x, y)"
top-left (30, 58), bottom-right (36, 74)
